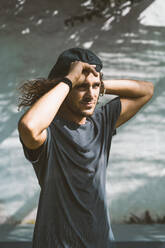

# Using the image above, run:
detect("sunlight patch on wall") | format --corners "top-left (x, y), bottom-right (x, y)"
top-left (106, 178), bottom-right (146, 199)
top-left (101, 17), bottom-right (115, 31)
top-left (21, 28), bottom-right (30, 35)
top-left (36, 19), bottom-right (43, 26)
top-left (52, 10), bottom-right (58, 16)
top-left (83, 41), bottom-right (93, 49)
top-left (139, 0), bottom-right (165, 27)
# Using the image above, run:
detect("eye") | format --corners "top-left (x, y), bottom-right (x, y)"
top-left (93, 83), bottom-right (100, 89)
top-left (76, 83), bottom-right (88, 90)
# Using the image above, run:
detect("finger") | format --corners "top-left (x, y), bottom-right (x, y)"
top-left (90, 66), bottom-right (98, 77)
top-left (83, 63), bottom-right (98, 76)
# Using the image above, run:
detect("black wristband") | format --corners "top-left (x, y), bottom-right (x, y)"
top-left (60, 77), bottom-right (72, 91)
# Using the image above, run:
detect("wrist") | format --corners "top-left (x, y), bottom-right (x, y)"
top-left (66, 74), bottom-right (77, 87)
top-left (60, 77), bottom-right (73, 91)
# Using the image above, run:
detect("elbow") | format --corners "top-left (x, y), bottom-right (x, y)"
top-left (18, 118), bottom-right (31, 136)
top-left (18, 116), bottom-right (43, 141)
top-left (147, 81), bottom-right (154, 99)
top-left (18, 117), bottom-right (35, 138)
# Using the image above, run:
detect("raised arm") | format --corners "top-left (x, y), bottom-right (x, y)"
top-left (18, 62), bottom-right (98, 150)
top-left (103, 79), bottom-right (154, 128)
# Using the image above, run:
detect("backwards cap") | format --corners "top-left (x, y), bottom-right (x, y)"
top-left (48, 47), bottom-right (103, 80)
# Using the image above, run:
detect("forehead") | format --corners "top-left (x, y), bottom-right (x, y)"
top-left (82, 72), bottom-right (101, 83)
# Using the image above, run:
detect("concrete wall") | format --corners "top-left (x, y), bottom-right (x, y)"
top-left (0, 0), bottom-right (164, 224)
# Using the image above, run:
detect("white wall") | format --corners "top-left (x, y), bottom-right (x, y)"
top-left (0, 0), bottom-right (164, 224)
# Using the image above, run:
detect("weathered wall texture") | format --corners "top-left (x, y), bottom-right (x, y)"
top-left (0, 0), bottom-right (164, 224)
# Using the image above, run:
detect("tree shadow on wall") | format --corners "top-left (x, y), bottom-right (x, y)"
top-left (0, 0), bottom-right (164, 240)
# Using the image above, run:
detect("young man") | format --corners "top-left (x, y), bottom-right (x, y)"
top-left (18, 48), bottom-right (154, 248)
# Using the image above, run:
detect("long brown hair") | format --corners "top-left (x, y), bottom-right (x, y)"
top-left (17, 78), bottom-right (59, 111)
top-left (17, 73), bottom-right (104, 111)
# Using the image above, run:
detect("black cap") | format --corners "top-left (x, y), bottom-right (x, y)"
top-left (48, 47), bottom-right (103, 80)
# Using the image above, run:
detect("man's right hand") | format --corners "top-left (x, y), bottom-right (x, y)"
top-left (66, 61), bottom-right (98, 87)
top-left (18, 62), bottom-right (98, 150)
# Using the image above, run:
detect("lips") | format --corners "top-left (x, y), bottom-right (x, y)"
top-left (80, 101), bottom-right (95, 108)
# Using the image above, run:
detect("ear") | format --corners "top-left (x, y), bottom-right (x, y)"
top-left (100, 81), bottom-right (106, 96)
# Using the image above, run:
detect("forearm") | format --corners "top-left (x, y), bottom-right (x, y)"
top-left (103, 79), bottom-right (154, 98)
top-left (19, 82), bottom-right (70, 137)
top-left (18, 61), bottom-right (98, 139)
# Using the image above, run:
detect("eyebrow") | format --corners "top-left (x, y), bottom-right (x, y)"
top-left (76, 82), bottom-right (101, 87)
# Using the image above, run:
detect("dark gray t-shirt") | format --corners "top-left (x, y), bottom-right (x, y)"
top-left (20, 96), bottom-right (121, 248)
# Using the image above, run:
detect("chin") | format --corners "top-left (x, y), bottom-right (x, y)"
top-left (81, 109), bottom-right (95, 117)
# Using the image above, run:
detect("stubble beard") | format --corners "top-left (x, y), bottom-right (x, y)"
top-left (70, 105), bottom-right (95, 118)
top-left (64, 93), bottom-right (100, 120)
top-left (68, 101), bottom-right (97, 119)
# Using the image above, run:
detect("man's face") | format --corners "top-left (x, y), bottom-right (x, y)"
top-left (64, 72), bottom-right (101, 118)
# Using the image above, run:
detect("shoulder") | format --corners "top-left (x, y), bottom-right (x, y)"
top-left (95, 96), bottom-right (121, 116)
top-left (92, 97), bottom-right (121, 135)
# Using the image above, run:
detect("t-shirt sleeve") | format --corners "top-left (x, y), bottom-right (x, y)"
top-left (102, 96), bottom-right (121, 136)
top-left (19, 127), bottom-right (52, 186)
top-left (19, 126), bottom-right (51, 165)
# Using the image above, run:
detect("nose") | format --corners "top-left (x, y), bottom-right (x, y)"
top-left (84, 86), bottom-right (94, 100)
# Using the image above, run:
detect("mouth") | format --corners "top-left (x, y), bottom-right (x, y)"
top-left (80, 101), bottom-right (95, 108)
